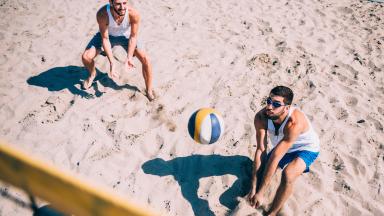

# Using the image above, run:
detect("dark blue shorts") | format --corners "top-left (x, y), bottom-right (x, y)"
top-left (267, 150), bottom-right (319, 173)
top-left (85, 32), bottom-right (141, 51)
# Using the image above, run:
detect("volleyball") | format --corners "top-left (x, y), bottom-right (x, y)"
top-left (188, 108), bottom-right (224, 144)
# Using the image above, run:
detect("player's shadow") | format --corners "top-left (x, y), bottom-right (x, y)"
top-left (142, 154), bottom-right (252, 216)
top-left (33, 205), bottom-right (66, 216)
top-left (27, 65), bottom-right (139, 98)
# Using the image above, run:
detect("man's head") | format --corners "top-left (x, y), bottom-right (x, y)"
top-left (265, 86), bottom-right (294, 120)
top-left (110, 0), bottom-right (128, 16)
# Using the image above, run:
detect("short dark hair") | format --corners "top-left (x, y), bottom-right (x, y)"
top-left (270, 86), bottom-right (294, 105)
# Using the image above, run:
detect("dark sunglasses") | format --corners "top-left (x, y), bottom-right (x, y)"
top-left (266, 97), bottom-right (287, 108)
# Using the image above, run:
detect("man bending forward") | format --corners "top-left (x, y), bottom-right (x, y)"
top-left (82, 0), bottom-right (154, 101)
top-left (248, 86), bottom-right (320, 215)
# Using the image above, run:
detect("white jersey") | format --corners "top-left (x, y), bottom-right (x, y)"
top-left (267, 107), bottom-right (320, 153)
top-left (106, 4), bottom-right (131, 38)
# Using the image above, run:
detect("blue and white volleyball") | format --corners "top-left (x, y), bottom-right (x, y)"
top-left (188, 108), bottom-right (224, 144)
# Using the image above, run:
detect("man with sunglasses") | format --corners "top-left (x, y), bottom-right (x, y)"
top-left (82, 0), bottom-right (154, 101)
top-left (248, 86), bottom-right (320, 215)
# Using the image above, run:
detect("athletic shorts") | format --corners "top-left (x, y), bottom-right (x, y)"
top-left (267, 150), bottom-right (319, 173)
top-left (85, 32), bottom-right (141, 51)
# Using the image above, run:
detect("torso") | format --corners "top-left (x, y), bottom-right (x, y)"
top-left (267, 107), bottom-right (320, 153)
top-left (105, 4), bottom-right (131, 38)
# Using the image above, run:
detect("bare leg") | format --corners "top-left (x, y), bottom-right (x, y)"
top-left (82, 47), bottom-right (99, 89)
top-left (134, 49), bottom-right (154, 101)
top-left (267, 157), bottom-right (306, 216)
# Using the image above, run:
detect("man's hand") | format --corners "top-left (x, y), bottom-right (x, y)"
top-left (108, 62), bottom-right (118, 81)
top-left (125, 57), bottom-right (135, 70)
top-left (249, 192), bottom-right (264, 208)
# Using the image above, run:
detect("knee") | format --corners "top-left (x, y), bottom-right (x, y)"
top-left (82, 51), bottom-right (93, 64)
top-left (139, 53), bottom-right (150, 66)
top-left (282, 169), bottom-right (297, 185)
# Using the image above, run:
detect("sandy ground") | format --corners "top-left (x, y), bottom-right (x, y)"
top-left (0, 0), bottom-right (383, 215)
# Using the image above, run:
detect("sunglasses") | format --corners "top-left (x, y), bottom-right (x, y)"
top-left (266, 97), bottom-right (287, 108)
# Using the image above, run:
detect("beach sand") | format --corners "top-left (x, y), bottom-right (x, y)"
top-left (0, 0), bottom-right (383, 215)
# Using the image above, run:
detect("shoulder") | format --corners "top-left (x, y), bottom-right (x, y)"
top-left (97, 5), bottom-right (108, 22)
top-left (285, 108), bottom-right (307, 132)
top-left (128, 7), bottom-right (140, 22)
top-left (254, 108), bottom-right (268, 130)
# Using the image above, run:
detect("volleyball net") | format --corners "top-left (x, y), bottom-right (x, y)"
top-left (0, 143), bottom-right (156, 216)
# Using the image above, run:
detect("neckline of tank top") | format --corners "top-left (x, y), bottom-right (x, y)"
top-left (270, 107), bottom-right (293, 130)
top-left (270, 108), bottom-right (314, 136)
top-left (107, 4), bottom-right (128, 26)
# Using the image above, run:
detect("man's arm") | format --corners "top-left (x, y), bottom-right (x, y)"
top-left (256, 118), bottom-right (302, 197)
top-left (249, 111), bottom-right (268, 197)
top-left (126, 8), bottom-right (140, 67)
top-left (97, 8), bottom-right (115, 67)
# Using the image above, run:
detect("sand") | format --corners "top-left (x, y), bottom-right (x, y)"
top-left (0, 0), bottom-right (383, 215)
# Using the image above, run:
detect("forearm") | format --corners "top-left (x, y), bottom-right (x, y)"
top-left (102, 38), bottom-right (114, 64)
top-left (257, 156), bottom-right (279, 194)
top-left (127, 36), bottom-right (137, 59)
top-left (250, 149), bottom-right (265, 192)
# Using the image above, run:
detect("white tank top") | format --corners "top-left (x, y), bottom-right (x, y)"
top-left (267, 107), bottom-right (320, 153)
top-left (106, 4), bottom-right (131, 38)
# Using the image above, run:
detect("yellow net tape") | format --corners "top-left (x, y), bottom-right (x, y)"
top-left (0, 143), bottom-right (156, 216)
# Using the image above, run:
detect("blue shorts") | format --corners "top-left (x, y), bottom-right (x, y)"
top-left (267, 150), bottom-right (319, 173)
top-left (85, 32), bottom-right (141, 51)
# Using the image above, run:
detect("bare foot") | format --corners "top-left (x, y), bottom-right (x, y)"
top-left (146, 90), bottom-right (155, 101)
top-left (82, 76), bottom-right (95, 90)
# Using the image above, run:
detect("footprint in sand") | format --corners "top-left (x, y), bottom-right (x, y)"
top-left (82, 119), bottom-right (91, 132)
top-left (18, 111), bottom-right (38, 131)
top-left (151, 103), bottom-right (177, 132)
top-left (40, 95), bottom-right (74, 123)
top-left (88, 141), bottom-right (117, 161)
top-left (164, 200), bottom-right (171, 212)
top-left (329, 96), bottom-right (339, 104)
top-left (332, 154), bottom-right (345, 172)
top-left (335, 107), bottom-right (349, 120)
top-left (346, 155), bottom-right (366, 176)
top-left (18, 94), bottom-right (74, 129)
top-left (256, 19), bottom-right (272, 35)
top-left (246, 53), bottom-right (278, 71)
top-left (333, 178), bottom-right (352, 194)
top-left (105, 120), bottom-right (117, 137)
top-left (241, 20), bottom-right (252, 30)
top-left (123, 133), bottom-right (142, 146)
top-left (345, 96), bottom-right (358, 106)
top-left (101, 117), bottom-right (124, 151)
top-left (367, 115), bottom-right (384, 132)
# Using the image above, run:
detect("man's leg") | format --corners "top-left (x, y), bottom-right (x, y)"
top-left (267, 157), bottom-right (306, 216)
top-left (134, 49), bottom-right (154, 100)
top-left (82, 47), bottom-right (100, 89)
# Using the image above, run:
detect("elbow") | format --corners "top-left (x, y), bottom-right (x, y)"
top-left (101, 37), bottom-right (110, 44)
top-left (129, 35), bottom-right (138, 41)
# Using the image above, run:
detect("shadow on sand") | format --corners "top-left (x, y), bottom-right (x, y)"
top-left (27, 65), bottom-right (139, 98)
top-left (33, 205), bottom-right (66, 216)
top-left (142, 154), bottom-right (252, 216)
